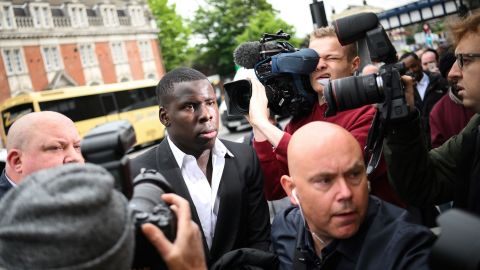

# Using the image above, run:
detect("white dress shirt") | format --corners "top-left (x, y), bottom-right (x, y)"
top-left (416, 72), bottom-right (430, 101)
top-left (167, 136), bottom-right (233, 249)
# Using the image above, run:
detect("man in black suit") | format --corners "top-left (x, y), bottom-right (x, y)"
top-left (0, 111), bottom-right (84, 200)
top-left (130, 67), bottom-right (271, 266)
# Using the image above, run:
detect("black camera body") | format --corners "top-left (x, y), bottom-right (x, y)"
top-left (225, 31), bottom-right (319, 117)
top-left (81, 120), bottom-right (176, 270)
top-left (324, 13), bottom-right (409, 121)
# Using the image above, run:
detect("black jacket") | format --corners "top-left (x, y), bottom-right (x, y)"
top-left (130, 138), bottom-right (271, 266)
top-left (0, 170), bottom-right (13, 201)
top-left (271, 196), bottom-right (435, 270)
top-left (414, 71), bottom-right (449, 147)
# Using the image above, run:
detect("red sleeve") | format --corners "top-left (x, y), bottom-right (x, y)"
top-left (253, 131), bottom-right (291, 200)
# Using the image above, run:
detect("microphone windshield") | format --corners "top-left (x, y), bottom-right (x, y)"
top-left (233, 41), bottom-right (283, 69)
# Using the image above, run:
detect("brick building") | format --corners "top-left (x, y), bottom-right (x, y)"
top-left (0, 0), bottom-right (165, 102)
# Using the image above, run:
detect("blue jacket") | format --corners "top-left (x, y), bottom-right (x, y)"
top-left (0, 170), bottom-right (13, 201)
top-left (271, 196), bottom-right (435, 270)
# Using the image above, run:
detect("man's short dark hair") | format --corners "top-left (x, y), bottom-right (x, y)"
top-left (423, 48), bottom-right (439, 62)
top-left (156, 67), bottom-right (208, 106)
top-left (399, 52), bottom-right (419, 61)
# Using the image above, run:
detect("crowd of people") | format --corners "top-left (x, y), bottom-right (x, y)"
top-left (0, 10), bottom-right (479, 270)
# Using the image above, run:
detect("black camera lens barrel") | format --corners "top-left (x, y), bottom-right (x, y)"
top-left (324, 74), bottom-right (384, 116)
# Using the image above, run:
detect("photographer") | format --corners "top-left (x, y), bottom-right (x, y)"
top-left (249, 27), bottom-right (404, 207)
top-left (0, 163), bottom-right (207, 270)
top-left (383, 12), bottom-right (480, 216)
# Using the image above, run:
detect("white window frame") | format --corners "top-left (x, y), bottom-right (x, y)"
top-left (2, 48), bottom-right (27, 76)
top-left (41, 45), bottom-right (63, 72)
top-left (0, 3), bottom-right (16, 29)
top-left (138, 40), bottom-right (152, 61)
top-left (100, 5), bottom-right (119, 27)
top-left (30, 3), bottom-right (53, 28)
top-left (110, 41), bottom-right (127, 64)
top-left (128, 6), bottom-right (145, 26)
top-left (68, 4), bottom-right (88, 28)
top-left (78, 43), bottom-right (97, 68)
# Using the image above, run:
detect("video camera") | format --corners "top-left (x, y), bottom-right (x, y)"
top-left (224, 30), bottom-right (319, 117)
top-left (81, 120), bottom-right (176, 270)
top-left (323, 12), bottom-right (409, 121)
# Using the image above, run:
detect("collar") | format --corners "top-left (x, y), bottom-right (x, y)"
top-left (4, 171), bottom-right (17, 188)
top-left (295, 197), bottom-right (377, 264)
top-left (167, 136), bottom-right (234, 169)
top-left (418, 72), bottom-right (430, 87)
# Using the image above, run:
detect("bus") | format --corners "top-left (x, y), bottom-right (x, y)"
top-left (0, 80), bottom-right (165, 148)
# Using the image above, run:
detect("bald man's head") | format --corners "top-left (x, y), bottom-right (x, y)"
top-left (281, 121), bottom-right (369, 242)
top-left (287, 121), bottom-right (364, 178)
top-left (5, 111), bottom-right (84, 183)
top-left (7, 111), bottom-right (74, 151)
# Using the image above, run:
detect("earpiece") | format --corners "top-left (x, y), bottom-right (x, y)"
top-left (292, 188), bottom-right (300, 204)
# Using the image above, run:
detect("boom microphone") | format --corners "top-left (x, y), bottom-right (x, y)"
top-left (233, 41), bottom-right (283, 69)
top-left (333, 12), bottom-right (379, 45)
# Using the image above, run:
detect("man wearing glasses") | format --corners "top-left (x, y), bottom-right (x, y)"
top-left (383, 11), bottom-right (480, 216)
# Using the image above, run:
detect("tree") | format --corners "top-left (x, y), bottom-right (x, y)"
top-left (148, 0), bottom-right (193, 72)
top-left (191, 0), bottom-right (275, 77)
top-left (235, 11), bottom-right (302, 48)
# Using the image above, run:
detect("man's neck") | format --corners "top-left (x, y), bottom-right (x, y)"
top-left (311, 231), bottom-right (333, 257)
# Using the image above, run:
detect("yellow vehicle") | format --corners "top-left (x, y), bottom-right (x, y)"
top-left (0, 80), bottom-right (165, 148)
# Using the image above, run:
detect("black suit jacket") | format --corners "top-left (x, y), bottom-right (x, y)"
top-left (130, 139), bottom-right (271, 265)
top-left (0, 170), bottom-right (13, 201)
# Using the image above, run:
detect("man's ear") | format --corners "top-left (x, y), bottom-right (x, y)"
top-left (280, 175), bottom-right (297, 205)
top-left (351, 56), bottom-right (360, 74)
top-left (159, 107), bottom-right (170, 127)
top-left (7, 149), bottom-right (22, 175)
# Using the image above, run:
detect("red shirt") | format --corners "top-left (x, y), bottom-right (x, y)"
top-left (430, 94), bottom-right (475, 148)
top-left (253, 102), bottom-right (405, 207)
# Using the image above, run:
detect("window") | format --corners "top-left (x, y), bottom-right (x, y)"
top-left (30, 3), bottom-right (52, 28)
top-left (39, 95), bottom-right (105, 122)
top-left (128, 6), bottom-right (145, 26)
top-left (114, 87), bottom-right (156, 112)
top-left (0, 3), bottom-right (15, 29)
top-left (78, 44), bottom-right (97, 67)
top-left (42, 46), bottom-right (62, 72)
top-left (110, 42), bottom-right (126, 64)
top-left (2, 48), bottom-right (26, 75)
top-left (100, 5), bottom-right (118, 27)
top-left (68, 4), bottom-right (88, 28)
top-left (138, 40), bottom-right (152, 61)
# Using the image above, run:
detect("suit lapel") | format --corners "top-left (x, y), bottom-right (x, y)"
top-left (154, 140), bottom-right (211, 259)
top-left (209, 153), bottom-right (243, 259)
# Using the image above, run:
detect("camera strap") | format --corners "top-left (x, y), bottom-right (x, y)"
top-left (365, 109), bottom-right (384, 175)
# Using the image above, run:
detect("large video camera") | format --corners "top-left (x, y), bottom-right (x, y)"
top-left (323, 12), bottom-right (409, 121)
top-left (224, 30), bottom-right (319, 117)
top-left (81, 120), bottom-right (176, 270)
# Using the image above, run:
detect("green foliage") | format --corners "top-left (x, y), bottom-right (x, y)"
top-left (191, 0), bottom-right (299, 77)
top-left (148, 0), bottom-right (194, 72)
top-left (235, 11), bottom-right (302, 48)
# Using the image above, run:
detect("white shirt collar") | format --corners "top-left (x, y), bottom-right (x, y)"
top-left (5, 172), bottom-right (17, 188)
top-left (167, 136), bottom-right (234, 168)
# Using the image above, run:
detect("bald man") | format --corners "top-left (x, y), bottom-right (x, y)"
top-left (271, 122), bottom-right (435, 270)
top-left (0, 111), bottom-right (84, 199)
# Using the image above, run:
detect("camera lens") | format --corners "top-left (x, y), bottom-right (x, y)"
top-left (324, 74), bottom-right (384, 115)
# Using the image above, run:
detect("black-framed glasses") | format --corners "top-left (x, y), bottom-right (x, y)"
top-left (455, 53), bottom-right (480, 69)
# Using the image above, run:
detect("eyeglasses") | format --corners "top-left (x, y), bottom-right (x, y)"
top-left (455, 53), bottom-right (480, 69)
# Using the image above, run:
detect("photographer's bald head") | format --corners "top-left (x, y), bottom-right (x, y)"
top-left (4, 111), bottom-right (84, 186)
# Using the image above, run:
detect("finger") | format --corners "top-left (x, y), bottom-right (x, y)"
top-left (161, 194), bottom-right (192, 234)
top-left (142, 223), bottom-right (172, 257)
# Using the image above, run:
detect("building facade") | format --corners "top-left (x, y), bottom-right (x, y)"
top-left (0, 0), bottom-right (165, 102)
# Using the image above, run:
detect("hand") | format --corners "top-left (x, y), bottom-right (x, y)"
top-left (248, 78), bottom-right (270, 127)
top-left (142, 194), bottom-right (207, 270)
top-left (401, 75), bottom-right (416, 112)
